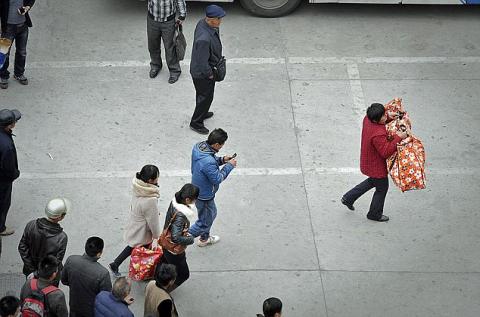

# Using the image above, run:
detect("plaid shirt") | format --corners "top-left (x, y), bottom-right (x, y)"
top-left (148, 0), bottom-right (186, 22)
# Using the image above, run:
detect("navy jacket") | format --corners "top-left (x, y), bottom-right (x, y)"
top-left (94, 291), bottom-right (134, 317)
top-left (190, 19), bottom-right (222, 79)
top-left (191, 141), bottom-right (234, 200)
top-left (0, 0), bottom-right (36, 30)
top-left (0, 129), bottom-right (19, 183)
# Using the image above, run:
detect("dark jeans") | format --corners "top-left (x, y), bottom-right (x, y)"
top-left (0, 182), bottom-right (13, 232)
top-left (190, 78), bottom-right (215, 128)
top-left (0, 23), bottom-right (29, 79)
top-left (112, 243), bottom-right (150, 269)
top-left (161, 251), bottom-right (189, 287)
top-left (147, 15), bottom-right (180, 75)
top-left (343, 177), bottom-right (389, 220)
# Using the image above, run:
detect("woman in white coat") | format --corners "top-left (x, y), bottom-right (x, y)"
top-left (109, 165), bottom-right (161, 276)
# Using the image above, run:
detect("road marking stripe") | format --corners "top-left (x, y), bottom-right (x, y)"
top-left (346, 63), bottom-right (366, 127)
top-left (18, 167), bottom-right (480, 179)
top-left (28, 56), bottom-right (480, 69)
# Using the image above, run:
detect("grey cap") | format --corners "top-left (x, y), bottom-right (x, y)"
top-left (45, 198), bottom-right (71, 219)
top-left (0, 109), bottom-right (21, 127)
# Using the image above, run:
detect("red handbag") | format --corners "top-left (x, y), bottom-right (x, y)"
top-left (159, 212), bottom-right (188, 255)
top-left (128, 245), bottom-right (163, 281)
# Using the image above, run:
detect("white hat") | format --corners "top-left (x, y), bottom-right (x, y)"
top-left (45, 198), bottom-right (71, 219)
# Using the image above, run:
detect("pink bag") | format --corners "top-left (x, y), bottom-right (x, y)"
top-left (128, 246), bottom-right (163, 281)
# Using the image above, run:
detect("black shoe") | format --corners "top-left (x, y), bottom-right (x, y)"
top-left (14, 74), bottom-right (28, 85)
top-left (168, 74), bottom-right (180, 84)
top-left (149, 67), bottom-right (161, 79)
top-left (108, 263), bottom-right (121, 277)
top-left (204, 112), bottom-right (214, 120)
top-left (367, 215), bottom-right (389, 222)
top-left (190, 124), bottom-right (209, 135)
top-left (0, 78), bottom-right (7, 89)
top-left (341, 197), bottom-right (355, 211)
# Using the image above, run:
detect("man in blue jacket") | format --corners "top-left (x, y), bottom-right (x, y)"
top-left (94, 277), bottom-right (134, 317)
top-left (189, 128), bottom-right (236, 247)
top-left (189, 5), bottom-right (226, 135)
top-left (0, 109), bottom-right (21, 236)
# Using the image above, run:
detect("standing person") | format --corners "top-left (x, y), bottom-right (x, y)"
top-left (20, 256), bottom-right (68, 317)
top-left (256, 297), bottom-right (283, 317)
top-left (109, 165), bottom-right (161, 277)
top-left (144, 263), bottom-right (178, 317)
top-left (0, 0), bottom-right (34, 89)
top-left (159, 183), bottom-right (198, 291)
top-left (147, 0), bottom-right (186, 83)
top-left (0, 109), bottom-right (21, 236)
top-left (188, 128), bottom-right (236, 246)
top-left (341, 103), bottom-right (408, 222)
top-left (62, 237), bottom-right (112, 317)
top-left (94, 277), bottom-right (134, 317)
top-left (0, 296), bottom-right (20, 317)
top-left (18, 198), bottom-right (71, 285)
top-left (189, 5), bottom-right (226, 135)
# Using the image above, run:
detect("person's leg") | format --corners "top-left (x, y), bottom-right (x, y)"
top-left (163, 251), bottom-right (189, 287)
top-left (147, 16), bottom-right (163, 72)
top-left (13, 25), bottom-right (28, 79)
top-left (160, 19), bottom-right (181, 78)
top-left (367, 177), bottom-right (389, 220)
top-left (201, 199), bottom-right (217, 241)
top-left (190, 78), bottom-right (215, 129)
top-left (0, 25), bottom-right (16, 81)
top-left (110, 245), bottom-right (134, 270)
top-left (188, 199), bottom-right (208, 238)
top-left (0, 182), bottom-right (13, 233)
top-left (342, 178), bottom-right (375, 206)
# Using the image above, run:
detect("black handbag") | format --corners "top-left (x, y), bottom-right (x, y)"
top-left (213, 56), bottom-right (226, 82)
top-left (174, 24), bottom-right (187, 61)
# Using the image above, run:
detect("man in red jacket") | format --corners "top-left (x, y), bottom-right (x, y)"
top-left (341, 103), bottom-right (408, 222)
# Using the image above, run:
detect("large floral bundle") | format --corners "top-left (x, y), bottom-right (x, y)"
top-left (128, 245), bottom-right (163, 281)
top-left (384, 98), bottom-right (426, 192)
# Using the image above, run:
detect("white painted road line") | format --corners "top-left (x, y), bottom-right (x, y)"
top-left (28, 56), bottom-right (480, 69)
top-left (19, 167), bottom-right (480, 179)
top-left (346, 63), bottom-right (366, 127)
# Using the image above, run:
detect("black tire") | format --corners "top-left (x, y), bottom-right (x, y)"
top-left (239, 0), bottom-right (302, 17)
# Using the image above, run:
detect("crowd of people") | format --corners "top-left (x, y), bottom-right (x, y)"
top-left (0, 0), bottom-right (413, 315)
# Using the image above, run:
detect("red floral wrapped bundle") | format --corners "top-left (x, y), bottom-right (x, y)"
top-left (384, 98), bottom-right (426, 192)
top-left (128, 246), bottom-right (163, 281)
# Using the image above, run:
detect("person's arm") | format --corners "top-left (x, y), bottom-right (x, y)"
top-left (50, 292), bottom-right (69, 317)
top-left (56, 234), bottom-right (68, 263)
top-left (203, 160), bottom-right (234, 186)
top-left (60, 258), bottom-right (70, 286)
top-left (372, 134), bottom-right (402, 159)
top-left (191, 40), bottom-right (213, 79)
top-left (99, 271), bottom-right (112, 292)
top-left (0, 147), bottom-right (20, 181)
top-left (171, 216), bottom-right (194, 246)
top-left (145, 199), bottom-right (161, 240)
top-left (175, 0), bottom-right (186, 21)
top-left (18, 223), bottom-right (35, 273)
top-left (158, 299), bottom-right (173, 317)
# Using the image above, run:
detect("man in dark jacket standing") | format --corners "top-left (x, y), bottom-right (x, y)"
top-left (188, 128), bottom-right (236, 246)
top-left (62, 237), bottom-right (112, 317)
top-left (20, 255), bottom-right (69, 317)
top-left (341, 103), bottom-right (408, 222)
top-left (0, 0), bottom-right (34, 89)
top-left (18, 198), bottom-right (71, 285)
top-left (94, 277), bottom-right (134, 317)
top-left (189, 5), bottom-right (226, 135)
top-left (0, 109), bottom-right (20, 236)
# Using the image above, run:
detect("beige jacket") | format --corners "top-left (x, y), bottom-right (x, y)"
top-left (124, 178), bottom-right (161, 247)
top-left (144, 280), bottom-right (178, 317)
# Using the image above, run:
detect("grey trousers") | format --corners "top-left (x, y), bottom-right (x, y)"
top-left (147, 16), bottom-right (181, 75)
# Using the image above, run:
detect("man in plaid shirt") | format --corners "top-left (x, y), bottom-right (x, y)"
top-left (147, 0), bottom-right (186, 84)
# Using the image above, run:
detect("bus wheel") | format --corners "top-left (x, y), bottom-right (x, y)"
top-left (239, 0), bottom-right (302, 17)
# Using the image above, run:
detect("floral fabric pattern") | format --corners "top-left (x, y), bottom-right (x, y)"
top-left (128, 246), bottom-right (163, 281)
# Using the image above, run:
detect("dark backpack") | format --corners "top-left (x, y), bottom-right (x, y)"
top-left (21, 279), bottom-right (58, 317)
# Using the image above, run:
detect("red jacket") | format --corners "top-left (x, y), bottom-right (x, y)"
top-left (360, 116), bottom-right (402, 178)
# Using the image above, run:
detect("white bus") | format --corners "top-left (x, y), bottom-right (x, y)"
top-left (230, 0), bottom-right (479, 18)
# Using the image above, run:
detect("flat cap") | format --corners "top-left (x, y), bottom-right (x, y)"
top-left (0, 109), bottom-right (21, 127)
top-left (206, 5), bottom-right (226, 18)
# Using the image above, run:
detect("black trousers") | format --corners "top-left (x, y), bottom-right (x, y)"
top-left (0, 182), bottom-right (13, 232)
top-left (161, 251), bottom-right (190, 287)
top-left (147, 15), bottom-right (180, 75)
top-left (190, 78), bottom-right (215, 128)
top-left (0, 23), bottom-right (29, 79)
top-left (343, 177), bottom-right (389, 220)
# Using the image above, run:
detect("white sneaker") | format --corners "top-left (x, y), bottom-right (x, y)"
top-left (197, 235), bottom-right (220, 247)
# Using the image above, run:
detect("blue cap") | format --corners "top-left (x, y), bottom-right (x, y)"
top-left (206, 5), bottom-right (226, 18)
